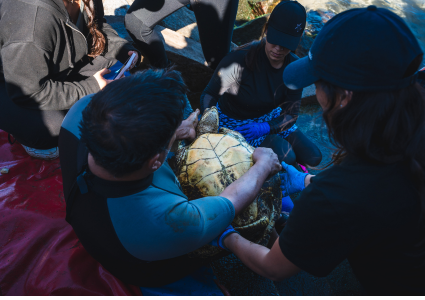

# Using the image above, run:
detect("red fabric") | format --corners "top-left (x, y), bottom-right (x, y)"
top-left (0, 130), bottom-right (142, 296)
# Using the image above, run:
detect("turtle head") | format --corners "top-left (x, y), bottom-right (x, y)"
top-left (195, 106), bottom-right (219, 138)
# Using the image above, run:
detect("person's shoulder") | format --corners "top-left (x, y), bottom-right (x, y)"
top-left (1, 0), bottom-right (64, 46)
top-left (221, 47), bottom-right (249, 65)
top-left (61, 94), bottom-right (95, 139)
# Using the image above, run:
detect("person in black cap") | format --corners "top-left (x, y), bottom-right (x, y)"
top-left (210, 5), bottom-right (425, 295)
top-left (201, 0), bottom-right (322, 213)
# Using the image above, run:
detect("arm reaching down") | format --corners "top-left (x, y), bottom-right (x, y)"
top-left (220, 147), bottom-right (282, 216)
top-left (223, 234), bottom-right (301, 281)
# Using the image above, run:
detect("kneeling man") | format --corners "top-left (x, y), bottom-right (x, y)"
top-left (59, 69), bottom-right (281, 287)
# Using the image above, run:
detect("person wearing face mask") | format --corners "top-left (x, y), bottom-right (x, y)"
top-left (201, 1), bottom-right (322, 213)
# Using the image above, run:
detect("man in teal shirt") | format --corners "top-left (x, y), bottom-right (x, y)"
top-left (59, 69), bottom-right (281, 288)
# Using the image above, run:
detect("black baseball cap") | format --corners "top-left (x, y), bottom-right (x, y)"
top-left (282, 6), bottom-right (423, 91)
top-left (267, 1), bottom-right (306, 51)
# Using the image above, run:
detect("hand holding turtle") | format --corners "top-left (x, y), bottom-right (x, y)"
top-left (252, 147), bottom-right (282, 177)
top-left (175, 109), bottom-right (200, 141)
top-left (234, 122), bottom-right (270, 141)
top-left (280, 161), bottom-right (308, 197)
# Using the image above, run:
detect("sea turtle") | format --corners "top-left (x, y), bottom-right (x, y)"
top-left (171, 107), bottom-right (282, 258)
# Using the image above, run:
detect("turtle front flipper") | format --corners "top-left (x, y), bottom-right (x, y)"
top-left (196, 106), bottom-right (219, 138)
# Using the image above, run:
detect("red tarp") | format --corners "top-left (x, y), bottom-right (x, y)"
top-left (0, 130), bottom-right (142, 296)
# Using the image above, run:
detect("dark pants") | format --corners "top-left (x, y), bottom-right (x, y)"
top-left (124, 0), bottom-right (239, 69)
top-left (260, 129), bottom-right (322, 167)
top-left (0, 56), bottom-right (115, 149)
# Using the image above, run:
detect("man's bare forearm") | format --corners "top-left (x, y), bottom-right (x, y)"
top-left (224, 234), bottom-right (301, 282)
top-left (220, 162), bottom-right (270, 215)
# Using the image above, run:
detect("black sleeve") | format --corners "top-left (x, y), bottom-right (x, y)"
top-left (200, 50), bottom-right (244, 113)
top-left (279, 180), bottom-right (354, 277)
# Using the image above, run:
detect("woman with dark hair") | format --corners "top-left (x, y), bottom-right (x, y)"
top-left (124, 0), bottom-right (238, 69)
top-left (210, 6), bottom-right (425, 295)
top-left (0, 0), bottom-right (140, 159)
top-left (201, 1), bottom-right (322, 174)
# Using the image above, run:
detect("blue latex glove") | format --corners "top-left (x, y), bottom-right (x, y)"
top-left (234, 122), bottom-right (270, 141)
top-left (280, 161), bottom-right (308, 197)
top-left (281, 195), bottom-right (294, 213)
top-left (210, 225), bottom-right (239, 251)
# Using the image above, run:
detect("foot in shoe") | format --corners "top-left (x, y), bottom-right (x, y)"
top-left (21, 145), bottom-right (59, 160)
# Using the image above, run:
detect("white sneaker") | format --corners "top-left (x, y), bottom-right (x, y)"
top-left (22, 145), bottom-right (59, 160)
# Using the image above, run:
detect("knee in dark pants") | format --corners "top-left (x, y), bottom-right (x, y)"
top-left (286, 129), bottom-right (323, 167)
top-left (304, 148), bottom-right (322, 167)
top-left (260, 134), bottom-right (296, 165)
top-left (282, 148), bottom-right (297, 166)
top-left (124, 13), bottom-right (152, 41)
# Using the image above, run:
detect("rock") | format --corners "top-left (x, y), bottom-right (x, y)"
top-left (104, 15), bottom-right (132, 41)
top-left (232, 14), bottom-right (269, 46)
top-left (176, 23), bottom-right (201, 43)
top-left (296, 9), bottom-right (335, 58)
top-left (295, 32), bottom-right (314, 58)
top-left (247, 0), bottom-right (276, 18)
top-left (236, 0), bottom-right (255, 25)
top-left (159, 7), bottom-right (199, 40)
top-left (301, 85), bottom-right (317, 105)
top-left (102, 0), bottom-right (131, 16)
top-left (160, 6), bottom-right (237, 49)
top-left (155, 25), bottom-right (207, 66)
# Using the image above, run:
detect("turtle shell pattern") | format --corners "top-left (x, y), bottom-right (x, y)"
top-left (173, 107), bottom-right (282, 258)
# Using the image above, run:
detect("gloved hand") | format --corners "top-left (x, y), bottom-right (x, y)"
top-left (210, 225), bottom-right (239, 251)
top-left (234, 122), bottom-right (270, 141)
top-left (280, 161), bottom-right (308, 197)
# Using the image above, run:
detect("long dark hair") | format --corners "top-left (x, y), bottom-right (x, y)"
top-left (81, 0), bottom-right (106, 57)
top-left (320, 57), bottom-right (425, 213)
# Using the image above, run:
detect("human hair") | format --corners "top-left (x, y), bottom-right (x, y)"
top-left (320, 57), bottom-right (425, 213)
top-left (234, 21), bottom-right (269, 71)
top-left (79, 68), bottom-right (188, 178)
top-left (81, 0), bottom-right (106, 57)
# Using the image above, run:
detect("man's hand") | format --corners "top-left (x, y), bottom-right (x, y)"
top-left (175, 109), bottom-right (200, 141)
top-left (252, 147), bottom-right (282, 177)
top-left (93, 68), bottom-right (112, 90)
